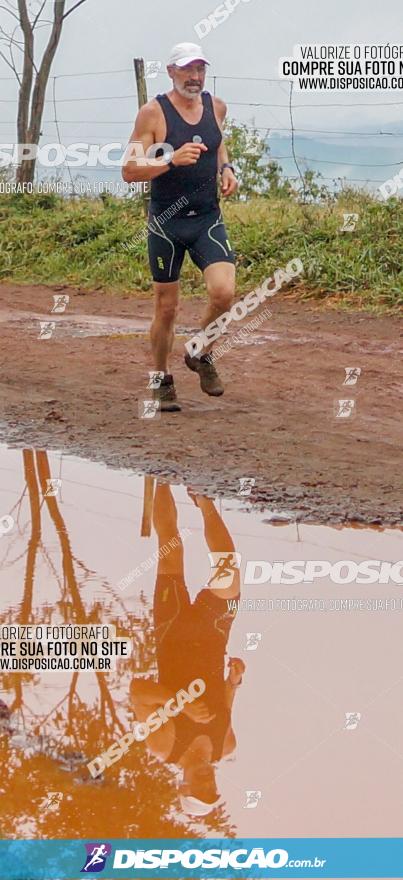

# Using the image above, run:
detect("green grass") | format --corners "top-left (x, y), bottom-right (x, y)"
top-left (1, 188), bottom-right (402, 311)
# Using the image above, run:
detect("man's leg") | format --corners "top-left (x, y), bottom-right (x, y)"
top-left (189, 491), bottom-right (240, 646)
top-left (194, 494), bottom-right (240, 600)
top-left (147, 211), bottom-right (186, 413)
top-left (184, 262), bottom-right (235, 397)
top-left (150, 281), bottom-right (179, 372)
top-left (153, 483), bottom-right (190, 648)
top-left (202, 262), bottom-right (235, 352)
top-left (149, 281), bottom-right (182, 412)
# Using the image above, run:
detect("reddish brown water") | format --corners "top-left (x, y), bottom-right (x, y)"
top-left (1, 444), bottom-right (403, 852)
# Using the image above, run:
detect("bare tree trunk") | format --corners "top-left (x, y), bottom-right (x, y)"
top-left (10, 450), bottom-right (42, 713)
top-left (16, 0), bottom-right (33, 150)
top-left (14, 0), bottom-right (87, 186)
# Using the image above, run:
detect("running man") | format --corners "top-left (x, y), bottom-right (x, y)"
top-left (130, 484), bottom-right (244, 817)
top-left (122, 42), bottom-right (238, 411)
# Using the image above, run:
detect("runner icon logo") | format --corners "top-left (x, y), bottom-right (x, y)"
top-left (44, 479), bottom-right (62, 498)
top-left (238, 477), bottom-right (255, 497)
top-left (340, 213), bottom-right (359, 232)
top-left (38, 321), bottom-right (56, 340)
top-left (335, 399), bottom-right (355, 419)
top-left (145, 60), bottom-right (162, 79)
top-left (244, 789), bottom-right (262, 809)
top-left (39, 791), bottom-right (63, 813)
top-left (147, 371), bottom-right (164, 390)
top-left (343, 367), bottom-right (361, 386)
top-left (344, 712), bottom-right (361, 730)
top-left (51, 294), bottom-right (70, 313)
top-left (245, 632), bottom-right (262, 651)
top-left (207, 551), bottom-right (242, 590)
top-left (139, 400), bottom-right (161, 420)
top-left (81, 843), bottom-right (112, 873)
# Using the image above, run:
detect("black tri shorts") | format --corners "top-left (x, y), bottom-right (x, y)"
top-left (147, 204), bottom-right (236, 283)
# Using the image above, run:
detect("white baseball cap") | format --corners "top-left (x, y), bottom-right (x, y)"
top-left (168, 42), bottom-right (210, 68)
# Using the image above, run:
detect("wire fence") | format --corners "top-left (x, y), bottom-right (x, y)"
top-left (1, 65), bottom-right (402, 189)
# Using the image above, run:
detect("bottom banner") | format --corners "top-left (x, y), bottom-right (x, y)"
top-left (0, 838), bottom-right (402, 878)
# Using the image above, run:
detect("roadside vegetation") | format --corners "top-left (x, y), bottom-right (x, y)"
top-left (1, 121), bottom-right (402, 311)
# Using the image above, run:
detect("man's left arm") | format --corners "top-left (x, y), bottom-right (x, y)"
top-left (222, 658), bottom-right (245, 757)
top-left (224, 657), bottom-right (245, 709)
top-left (213, 97), bottom-right (238, 197)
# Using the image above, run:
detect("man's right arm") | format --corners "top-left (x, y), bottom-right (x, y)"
top-left (122, 102), bottom-right (171, 184)
top-left (122, 101), bottom-right (208, 184)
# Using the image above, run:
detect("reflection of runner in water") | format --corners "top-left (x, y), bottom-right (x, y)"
top-left (130, 485), bottom-right (244, 817)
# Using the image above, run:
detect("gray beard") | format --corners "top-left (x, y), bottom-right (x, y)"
top-left (175, 83), bottom-right (202, 100)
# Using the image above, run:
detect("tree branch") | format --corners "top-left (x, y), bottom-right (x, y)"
top-left (0, 45), bottom-right (19, 79)
top-left (32, 0), bottom-right (47, 28)
top-left (62, 0), bottom-right (87, 20)
top-left (0, 4), bottom-right (19, 21)
top-left (0, 24), bottom-right (24, 46)
top-left (9, 26), bottom-right (24, 80)
top-left (8, 21), bottom-right (39, 72)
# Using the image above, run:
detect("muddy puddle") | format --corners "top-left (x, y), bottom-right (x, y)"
top-left (0, 308), bottom-right (315, 346)
top-left (0, 310), bottom-right (151, 339)
top-left (1, 443), bottom-right (403, 841)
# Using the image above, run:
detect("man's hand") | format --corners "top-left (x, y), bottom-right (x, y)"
top-left (228, 657), bottom-right (245, 685)
top-left (183, 699), bottom-right (216, 724)
top-left (172, 142), bottom-right (208, 167)
top-left (221, 167), bottom-right (238, 197)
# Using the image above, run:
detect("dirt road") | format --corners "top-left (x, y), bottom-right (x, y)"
top-left (0, 282), bottom-right (402, 524)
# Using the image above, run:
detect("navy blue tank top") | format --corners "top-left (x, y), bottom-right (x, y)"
top-left (167, 703), bottom-right (230, 765)
top-left (150, 91), bottom-right (222, 215)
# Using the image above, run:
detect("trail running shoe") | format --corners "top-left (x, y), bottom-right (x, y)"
top-left (184, 353), bottom-right (224, 397)
top-left (152, 374), bottom-right (182, 412)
